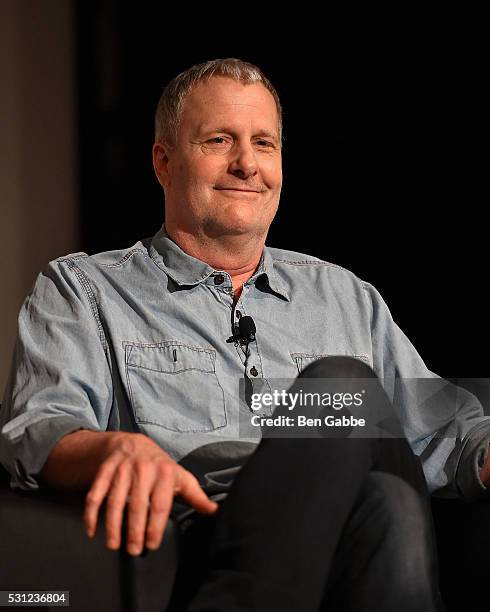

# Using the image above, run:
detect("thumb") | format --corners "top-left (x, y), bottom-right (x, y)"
top-left (175, 468), bottom-right (219, 514)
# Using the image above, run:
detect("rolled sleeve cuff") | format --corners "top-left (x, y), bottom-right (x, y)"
top-left (3, 415), bottom-right (101, 492)
top-left (455, 422), bottom-right (490, 501)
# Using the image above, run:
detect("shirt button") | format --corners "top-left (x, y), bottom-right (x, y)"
top-left (236, 310), bottom-right (242, 319)
top-left (250, 366), bottom-right (258, 377)
top-left (214, 274), bottom-right (225, 285)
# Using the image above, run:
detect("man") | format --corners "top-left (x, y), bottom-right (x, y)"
top-left (1, 58), bottom-right (490, 611)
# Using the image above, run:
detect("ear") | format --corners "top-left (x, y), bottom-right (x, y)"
top-left (152, 142), bottom-right (172, 188)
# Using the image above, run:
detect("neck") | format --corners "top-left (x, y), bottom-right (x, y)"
top-left (166, 225), bottom-right (265, 298)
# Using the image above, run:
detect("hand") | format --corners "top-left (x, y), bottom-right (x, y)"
top-left (479, 448), bottom-right (490, 488)
top-left (83, 433), bottom-right (218, 555)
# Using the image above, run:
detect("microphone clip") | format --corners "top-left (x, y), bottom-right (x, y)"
top-left (226, 315), bottom-right (257, 346)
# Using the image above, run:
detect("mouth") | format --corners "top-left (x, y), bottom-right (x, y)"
top-left (215, 187), bottom-right (262, 193)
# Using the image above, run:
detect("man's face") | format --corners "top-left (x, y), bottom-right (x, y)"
top-left (154, 77), bottom-right (282, 239)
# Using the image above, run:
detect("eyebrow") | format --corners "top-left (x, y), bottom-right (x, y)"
top-left (198, 125), bottom-right (279, 143)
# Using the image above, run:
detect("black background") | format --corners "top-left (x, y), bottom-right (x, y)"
top-left (76, 4), bottom-right (489, 380)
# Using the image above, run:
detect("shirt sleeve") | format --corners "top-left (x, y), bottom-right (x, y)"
top-left (363, 280), bottom-right (490, 501)
top-left (0, 257), bottom-right (113, 491)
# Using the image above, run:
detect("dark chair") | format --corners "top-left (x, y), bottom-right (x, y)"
top-left (0, 463), bottom-right (180, 612)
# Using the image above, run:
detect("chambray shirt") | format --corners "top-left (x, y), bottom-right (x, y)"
top-left (1, 225), bottom-right (490, 499)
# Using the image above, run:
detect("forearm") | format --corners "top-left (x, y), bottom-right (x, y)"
top-left (39, 429), bottom-right (130, 491)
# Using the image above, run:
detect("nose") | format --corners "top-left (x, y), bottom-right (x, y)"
top-left (228, 140), bottom-right (258, 180)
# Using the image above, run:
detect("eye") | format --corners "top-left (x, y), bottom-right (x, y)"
top-left (201, 136), bottom-right (233, 154)
top-left (255, 139), bottom-right (275, 149)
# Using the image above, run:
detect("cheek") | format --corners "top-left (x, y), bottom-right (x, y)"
top-left (261, 158), bottom-right (282, 186)
top-left (172, 164), bottom-right (204, 197)
top-left (188, 152), bottom-right (223, 177)
top-left (275, 169), bottom-right (283, 188)
top-left (183, 170), bottom-right (220, 208)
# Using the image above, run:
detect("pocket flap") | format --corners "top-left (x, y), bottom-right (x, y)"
top-left (126, 342), bottom-right (215, 374)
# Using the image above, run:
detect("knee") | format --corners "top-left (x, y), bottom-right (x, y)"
top-left (367, 472), bottom-right (424, 523)
top-left (300, 355), bottom-right (376, 380)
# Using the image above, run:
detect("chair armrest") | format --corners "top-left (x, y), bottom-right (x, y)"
top-left (0, 480), bottom-right (179, 612)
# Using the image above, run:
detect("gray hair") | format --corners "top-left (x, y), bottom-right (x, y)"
top-left (154, 58), bottom-right (283, 148)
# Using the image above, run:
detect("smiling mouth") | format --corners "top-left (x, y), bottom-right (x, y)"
top-left (215, 187), bottom-right (261, 193)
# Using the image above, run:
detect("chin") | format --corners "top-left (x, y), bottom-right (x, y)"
top-left (204, 217), bottom-right (261, 238)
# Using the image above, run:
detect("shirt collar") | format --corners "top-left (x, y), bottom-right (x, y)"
top-left (149, 225), bottom-right (290, 301)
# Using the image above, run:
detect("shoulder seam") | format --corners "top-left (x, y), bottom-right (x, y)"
top-left (61, 260), bottom-right (108, 351)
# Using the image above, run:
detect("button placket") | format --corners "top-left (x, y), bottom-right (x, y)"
top-left (243, 337), bottom-right (262, 378)
top-left (235, 312), bottom-right (272, 412)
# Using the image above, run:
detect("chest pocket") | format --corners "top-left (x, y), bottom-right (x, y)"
top-left (125, 342), bottom-right (226, 433)
top-left (290, 352), bottom-right (370, 374)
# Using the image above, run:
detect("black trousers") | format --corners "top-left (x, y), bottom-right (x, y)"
top-left (170, 357), bottom-right (443, 612)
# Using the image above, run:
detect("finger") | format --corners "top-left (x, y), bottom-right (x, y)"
top-left (125, 461), bottom-right (155, 556)
top-left (104, 460), bottom-right (133, 550)
top-left (175, 467), bottom-right (219, 514)
top-left (84, 452), bottom-right (125, 538)
top-left (145, 472), bottom-right (175, 550)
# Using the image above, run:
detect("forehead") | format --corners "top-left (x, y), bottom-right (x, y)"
top-left (180, 77), bottom-right (279, 135)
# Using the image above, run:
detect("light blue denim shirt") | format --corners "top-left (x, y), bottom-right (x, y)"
top-left (1, 225), bottom-right (490, 499)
